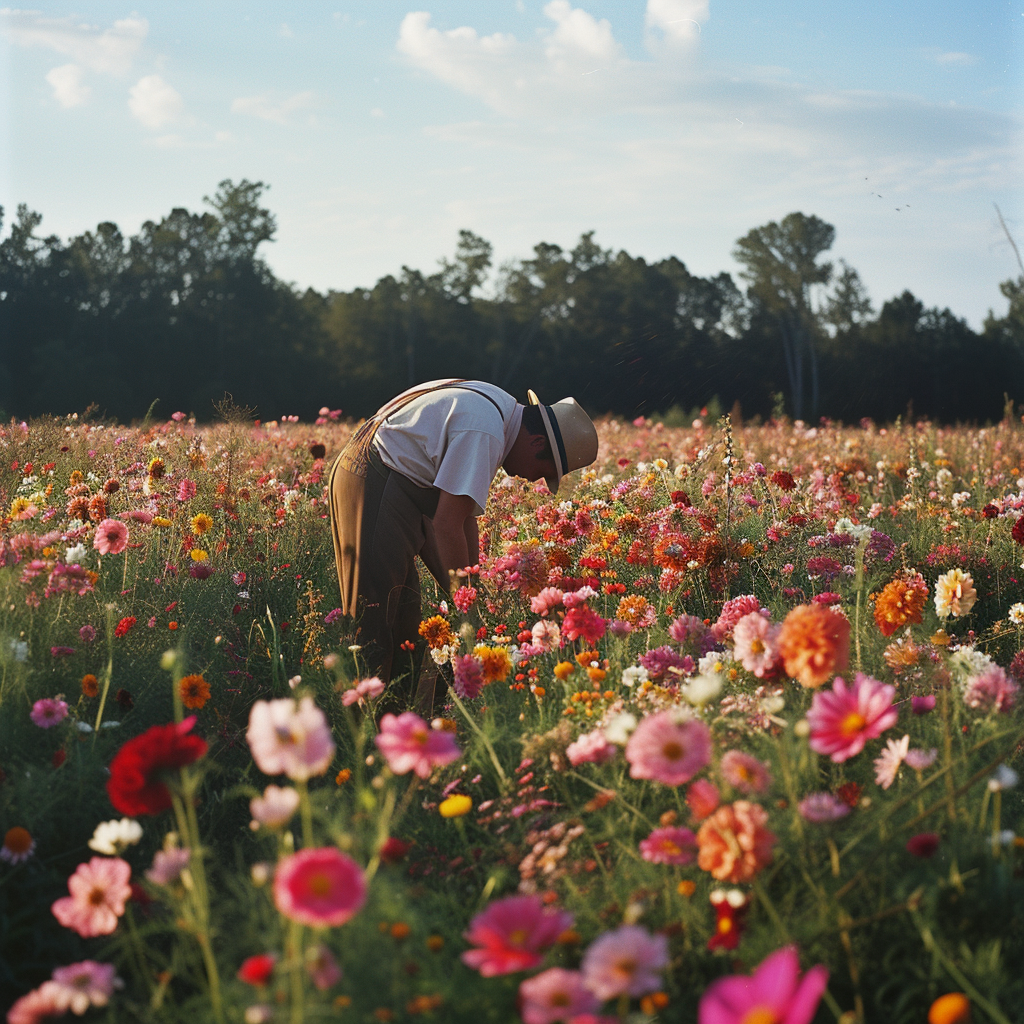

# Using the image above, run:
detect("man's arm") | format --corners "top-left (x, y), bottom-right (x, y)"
top-left (424, 491), bottom-right (478, 595)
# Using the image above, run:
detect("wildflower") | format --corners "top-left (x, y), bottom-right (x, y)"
top-left (963, 665), bottom-right (1019, 714)
top-left (732, 612), bottom-right (781, 678)
top-left (639, 826), bottom-right (697, 865)
top-left (686, 780), bottom-right (721, 821)
top-left (107, 717), bottom-right (208, 816)
top-left (519, 968), bottom-right (600, 1024)
top-left (419, 615), bottom-right (455, 650)
top-left (177, 478), bottom-right (197, 501)
top-left (836, 782), bottom-right (862, 807)
top-left (873, 571), bottom-right (929, 636)
top-left (906, 832), bottom-right (941, 858)
top-left (928, 994), bottom-right (972, 1024)
top-left (883, 637), bottom-right (924, 672)
top-left (148, 457), bottom-right (166, 479)
top-left (237, 954), bottom-right (277, 987)
top-left (453, 585), bottom-right (478, 613)
top-left (379, 837), bottom-right (412, 864)
top-left (1009, 603), bottom-right (1024, 626)
top-left (934, 568), bottom-right (977, 620)
top-left (625, 711), bottom-right (712, 786)
top-left (530, 587), bottom-right (565, 617)
top-left (1, 826), bottom-right (36, 864)
top-left (475, 645), bottom-right (513, 684)
top-left (81, 674), bottom-right (99, 697)
top-left (374, 712), bottom-right (460, 778)
top-left (439, 793), bottom-right (473, 817)
top-left (79, 624), bottom-right (96, 643)
top-left (93, 519), bottom-right (129, 555)
top-left (115, 687), bottom-right (134, 711)
top-left (306, 944), bottom-right (342, 990)
top-left (65, 542), bottom-right (88, 564)
top-left (190, 513), bottom-right (214, 536)
top-left (246, 697), bottom-right (336, 782)
top-left (88, 818), bottom-right (143, 855)
top-left (49, 960), bottom-right (123, 1014)
top-left (770, 470), bottom-right (796, 490)
top-left (561, 605), bottom-right (607, 645)
top-left (52, 857), bottom-right (132, 937)
top-left (806, 673), bottom-right (898, 763)
top-left (553, 661), bottom-right (575, 681)
top-left (179, 674), bottom-right (211, 710)
top-left (7, 984), bottom-right (64, 1024)
top-left (580, 925), bottom-right (669, 1000)
top-left (697, 945), bottom-right (828, 1024)
top-left (906, 748), bottom-right (939, 771)
top-left (872, 734), bottom-right (910, 789)
top-left (712, 595), bottom-right (762, 642)
top-left (988, 764), bottom-right (1019, 791)
top-left (250, 785), bottom-right (300, 828)
top-left (720, 750), bottom-right (772, 795)
top-left (531, 619), bottom-right (562, 653)
top-left (189, 548), bottom-right (208, 562)
top-left (777, 603), bottom-right (850, 688)
top-left (145, 847), bottom-right (191, 886)
top-left (707, 889), bottom-right (750, 952)
top-left (912, 694), bottom-right (936, 714)
top-left (697, 801), bottom-right (775, 883)
top-left (113, 616), bottom-right (136, 638)
top-left (341, 676), bottom-right (386, 706)
top-left (452, 654), bottom-right (486, 699)
top-left (335, 768), bottom-right (352, 785)
top-left (273, 847), bottom-right (367, 927)
top-left (616, 594), bottom-right (657, 629)
top-left (461, 895), bottom-right (572, 976)
top-left (797, 793), bottom-right (850, 823)
top-left (566, 729), bottom-right (618, 767)
top-left (31, 698), bottom-right (69, 728)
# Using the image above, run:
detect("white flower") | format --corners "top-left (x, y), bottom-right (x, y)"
top-left (1008, 603), bottom-right (1024, 626)
top-left (681, 673), bottom-right (723, 706)
top-left (64, 543), bottom-right (88, 564)
top-left (603, 712), bottom-right (637, 746)
top-left (935, 468), bottom-right (952, 489)
top-left (621, 666), bottom-right (649, 688)
top-left (89, 818), bottom-right (143, 855)
top-left (6, 639), bottom-right (28, 663)
top-left (951, 491), bottom-right (971, 510)
top-left (948, 646), bottom-right (993, 686)
top-left (833, 517), bottom-right (872, 542)
top-left (988, 765), bottom-right (1019, 792)
top-left (698, 652), bottom-right (731, 676)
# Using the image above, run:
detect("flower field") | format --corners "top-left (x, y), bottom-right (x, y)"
top-left (2, 408), bottom-right (1023, 1024)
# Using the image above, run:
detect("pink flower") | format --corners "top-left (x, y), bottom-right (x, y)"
top-left (687, 780), bottom-right (721, 821)
top-left (250, 785), bottom-right (300, 827)
top-left (374, 712), bottom-right (460, 778)
top-left (562, 605), bottom-right (607, 645)
top-left (453, 585), bottom-right (478, 613)
top-left (145, 847), bottom-right (191, 885)
top-left (720, 750), bottom-right (772, 795)
top-left (49, 960), bottom-right (123, 1014)
top-left (912, 694), bottom-right (936, 714)
top-left (732, 612), bottom-right (781, 678)
top-left (873, 734), bottom-right (909, 789)
top-left (273, 847), bottom-right (366, 927)
top-left (639, 826), bottom-right (698, 865)
top-left (246, 696), bottom-right (336, 781)
top-left (461, 895), bottom-right (572, 976)
top-left (566, 729), bottom-right (618, 767)
top-left (452, 654), bottom-right (486, 699)
top-left (797, 793), bottom-right (850, 823)
top-left (806, 673), bottom-right (898, 763)
top-left (964, 665), bottom-right (1019, 713)
top-left (7, 982), bottom-right (64, 1024)
top-left (340, 676), bottom-right (386, 707)
top-left (905, 747), bottom-right (938, 771)
top-left (519, 968), bottom-right (600, 1024)
top-left (176, 479), bottom-right (197, 502)
top-left (93, 519), bottom-right (128, 555)
top-left (712, 595), bottom-right (763, 641)
top-left (697, 945), bottom-right (828, 1024)
top-left (52, 857), bottom-right (132, 937)
top-left (530, 619), bottom-right (562, 653)
top-left (580, 925), bottom-right (669, 1000)
top-left (668, 614), bottom-right (708, 646)
top-left (625, 712), bottom-right (711, 786)
top-left (30, 698), bottom-right (68, 728)
top-left (530, 587), bottom-right (565, 617)
top-left (306, 944), bottom-right (343, 990)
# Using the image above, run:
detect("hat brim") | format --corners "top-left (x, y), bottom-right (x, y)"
top-left (527, 389), bottom-right (567, 495)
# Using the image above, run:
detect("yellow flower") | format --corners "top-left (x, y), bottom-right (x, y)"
top-left (153, 516), bottom-right (172, 528)
top-left (190, 548), bottom-right (208, 562)
top-left (474, 645), bottom-right (512, 683)
top-left (191, 512), bottom-right (214, 536)
top-left (553, 661), bottom-right (575, 681)
top-left (147, 457), bottom-right (166, 480)
top-left (439, 794), bottom-right (472, 818)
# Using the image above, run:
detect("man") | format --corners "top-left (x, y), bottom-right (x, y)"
top-left (328, 379), bottom-right (599, 696)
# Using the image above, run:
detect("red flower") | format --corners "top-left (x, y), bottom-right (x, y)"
top-left (114, 616), bottom-right (136, 638)
top-left (836, 782), bottom-right (862, 808)
top-left (1013, 517), bottom-right (1024, 546)
top-left (771, 470), bottom-right (796, 491)
top-left (906, 832), bottom-right (941, 858)
top-left (379, 837), bottom-right (412, 865)
top-left (706, 889), bottom-right (750, 951)
top-left (237, 953), bottom-right (277, 987)
top-left (106, 717), bottom-right (207, 816)
top-left (562, 606), bottom-right (607, 645)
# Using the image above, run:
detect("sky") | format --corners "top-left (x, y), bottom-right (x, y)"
top-left (1, 1), bottom-right (1022, 329)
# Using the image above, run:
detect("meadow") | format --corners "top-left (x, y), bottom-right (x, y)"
top-left (1, 406), bottom-right (1022, 1024)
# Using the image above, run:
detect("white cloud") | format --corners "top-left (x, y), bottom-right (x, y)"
top-left (935, 51), bottom-right (975, 67)
top-left (0, 9), bottom-right (147, 74)
top-left (644, 0), bottom-right (709, 47)
top-left (542, 0), bottom-right (620, 69)
top-left (231, 91), bottom-right (316, 125)
top-left (128, 75), bottom-right (183, 129)
top-left (45, 63), bottom-right (90, 107)
top-left (278, 22), bottom-right (293, 38)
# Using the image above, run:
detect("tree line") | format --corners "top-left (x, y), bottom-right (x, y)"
top-left (2, 179), bottom-right (1022, 425)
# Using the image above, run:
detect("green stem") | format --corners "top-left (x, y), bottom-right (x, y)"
top-left (448, 688), bottom-right (507, 785)
top-left (567, 771), bottom-right (656, 829)
top-left (296, 779), bottom-right (314, 849)
top-left (93, 606), bottom-right (117, 741)
top-left (288, 919), bottom-right (305, 1024)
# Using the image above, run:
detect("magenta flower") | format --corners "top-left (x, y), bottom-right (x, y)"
top-left (177, 478), bottom-right (197, 501)
top-left (562, 605), bottom-right (607, 644)
top-left (340, 676), bottom-right (386, 707)
top-left (806, 673), bottom-right (898, 763)
top-left (639, 826), bottom-right (698, 865)
top-left (580, 925), bottom-right (669, 1000)
top-left (49, 960), bottom-right (123, 1014)
top-left (452, 654), bottom-right (486, 699)
top-left (273, 848), bottom-right (366, 927)
top-left (566, 729), bottom-right (618, 767)
top-left (306, 944), bottom-right (342, 991)
top-left (246, 696), bottom-right (336, 781)
top-left (31, 698), bottom-right (69, 728)
top-left (93, 518), bottom-right (129, 555)
top-left (374, 712), bottom-right (460, 778)
top-left (697, 945), bottom-right (828, 1024)
top-left (52, 857), bottom-right (132, 937)
top-left (712, 595), bottom-right (763, 641)
top-left (461, 895), bottom-right (572, 977)
top-left (625, 712), bottom-right (711, 786)
top-left (797, 793), bottom-right (850, 823)
top-left (519, 968), bottom-right (600, 1024)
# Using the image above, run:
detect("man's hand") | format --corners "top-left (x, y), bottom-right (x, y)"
top-left (424, 491), bottom-right (478, 594)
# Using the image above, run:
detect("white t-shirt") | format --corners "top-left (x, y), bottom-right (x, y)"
top-left (372, 379), bottom-right (524, 514)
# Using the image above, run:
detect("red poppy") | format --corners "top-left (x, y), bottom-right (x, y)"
top-left (106, 717), bottom-right (207, 816)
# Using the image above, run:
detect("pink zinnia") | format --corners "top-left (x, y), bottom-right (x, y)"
top-left (732, 612), bottom-right (781, 678)
top-left (625, 712), bottom-right (711, 786)
top-left (374, 712), bottom-right (460, 778)
top-left (452, 654), bottom-right (486, 699)
top-left (93, 519), bottom-right (129, 555)
top-left (712, 595), bottom-right (763, 642)
top-left (580, 925), bottom-right (669, 1000)
top-left (246, 696), bottom-right (336, 781)
top-left (697, 945), bottom-right (828, 1024)
top-left (461, 895), bottom-right (572, 976)
top-left (49, 960), bottom-right (123, 1014)
top-left (566, 729), bottom-right (618, 767)
top-left (519, 968), bottom-right (600, 1024)
top-left (273, 847), bottom-right (366, 927)
top-left (639, 826), bottom-right (697, 865)
top-left (668, 613), bottom-right (707, 646)
top-left (30, 698), bottom-right (69, 729)
top-left (807, 673), bottom-right (898, 763)
top-left (687, 779), bottom-right (721, 821)
top-left (530, 587), bottom-right (564, 617)
top-left (561, 605), bottom-right (607, 644)
top-left (52, 857), bottom-right (132, 937)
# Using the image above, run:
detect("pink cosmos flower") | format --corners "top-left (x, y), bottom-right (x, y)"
top-left (461, 895), bottom-right (573, 976)
top-left (145, 847), bottom-right (191, 886)
top-left (687, 780), bottom-right (721, 822)
top-left (566, 729), bottom-right (618, 767)
top-left (963, 665), bottom-right (1019, 714)
top-left (30, 698), bottom-right (69, 729)
top-left (306, 944), bottom-right (343, 990)
top-left (580, 925), bottom-right (669, 1000)
top-left (52, 857), bottom-right (132, 937)
top-left (806, 673), bottom-right (898, 763)
top-left (639, 826), bottom-right (698, 865)
top-left (625, 712), bottom-right (711, 786)
top-left (797, 793), bottom-right (850, 823)
top-left (732, 612), bottom-right (781, 678)
top-left (720, 750), bottom-right (772, 795)
top-left (7, 982), bottom-right (64, 1024)
top-left (374, 712), bottom-right (460, 778)
top-left (246, 696), bottom-right (336, 782)
top-left (453, 654), bottom-right (486, 699)
top-left (273, 847), bottom-right (366, 927)
top-left (712, 595), bottom-right (763, 642)
top-left (519, 968), bottom-right (600, 1024)
top-left (873, 734), bottom-right (910, 789)
top-left (49, 960), bottom-right (123, 1014)
top-left (340, 676), bottom-right (386, 707)
top-left (905, 747), bottom-right (938, 771)
top-left (93, 519), bottom-right (129, 555)
top-left (697, 945), bottom-right (828, 1024)
top-left (250, 785), bottom-right (300, 827)
top-left (530, 587), bottom-right (564, 617)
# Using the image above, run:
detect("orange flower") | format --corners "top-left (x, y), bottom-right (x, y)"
top-left (696, 800), bottom-right (775, 883)
top-left (81, 674), bottom-right (99, 698)
top-left (553, 661), bottom-right (575, 681)
top-left (418, 615), bottom-right (455, 650)
top-left (474, 645), bottom-right (512, 683)
top-left (615, 594), bottom-right (655, 628)
top-left (873, 571), bottom-right (928, 637)
top-left (777, 603), bottom-right (850, 688)
top-left (335, 768), bottom-right (352, 785)
top-left (883, 637), bottom-right (923, 672)
top-left (928, 993), bottom-right (971, 1024)
top-left (179, 674), bottom-right (211, 710)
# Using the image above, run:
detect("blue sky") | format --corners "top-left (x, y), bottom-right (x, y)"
top-left (1, 1), bottom-right (1021, 328)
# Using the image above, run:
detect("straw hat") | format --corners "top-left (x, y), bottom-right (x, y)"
top-left (527, 389), bottom-right (599, 494)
